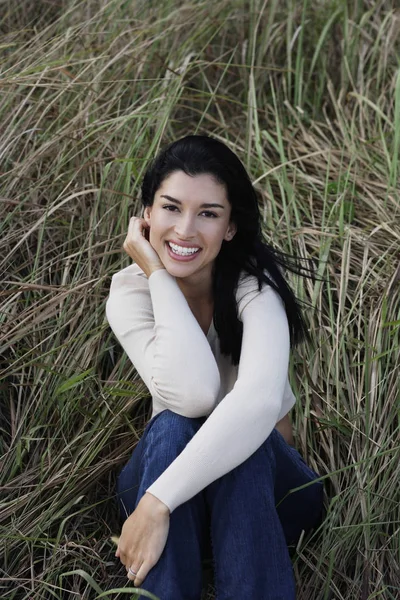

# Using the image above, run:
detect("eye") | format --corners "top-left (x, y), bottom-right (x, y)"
top-left (162, 205), bottom-right (218, 218)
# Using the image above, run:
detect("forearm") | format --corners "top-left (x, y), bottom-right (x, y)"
top-left (145, 282), bottom-right (292, 513)
top-left (107, 265), bottom-right (221, 416)
top-left (146, 378), bottom-right (285, 513)
top-left (147, 269), bottom-right (220, 410)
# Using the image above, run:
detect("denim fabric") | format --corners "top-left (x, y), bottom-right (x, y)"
top-left (117, 409), bottom-right (325, 600)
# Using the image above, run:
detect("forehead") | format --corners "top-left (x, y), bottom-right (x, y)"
top-left (156, 171), bottom-right (228, 205)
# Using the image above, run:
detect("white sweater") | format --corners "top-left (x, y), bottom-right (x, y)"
top-left (106, 263), bottom-right (296, 513)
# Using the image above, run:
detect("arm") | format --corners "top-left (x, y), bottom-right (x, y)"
top-left (105, 264), bottom-right (221, 417)
top-left (145, 281), bottom-right (291, 513)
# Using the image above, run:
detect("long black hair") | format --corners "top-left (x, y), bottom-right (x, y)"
top-left (141, 135), bottom-right (311, 366)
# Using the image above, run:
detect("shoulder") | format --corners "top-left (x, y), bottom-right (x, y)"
top-left (235, 269), bottom-right (284, 319)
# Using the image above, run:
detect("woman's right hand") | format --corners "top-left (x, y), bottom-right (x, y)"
top-left (123, 216), bottom-right (165, 278)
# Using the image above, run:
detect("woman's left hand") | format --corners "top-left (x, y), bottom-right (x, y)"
top-left (116, 492), bottom-right (170, 587)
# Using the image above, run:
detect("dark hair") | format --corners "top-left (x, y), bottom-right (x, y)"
top-left (141, 135), bottom-right (311, 366)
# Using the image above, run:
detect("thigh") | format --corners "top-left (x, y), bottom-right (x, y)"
top-left (116, 410), bottom-right (168, 519)
top-left (270, 429), bottom-right (325, 546)
top-left (116, 429), bottom-right (147, 520)
top-left (116, 409), bottom-right (207, 520)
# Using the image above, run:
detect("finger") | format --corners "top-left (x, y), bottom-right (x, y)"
top-left (123, 219), bottom-right (142, 253)
top-left (133, 561), bottom-right (148, 588)
top-left (127, 562), bottom-right (142, 582)
top-left (126, 216), bottom-right (138, 240)
top-left (118, 550), bottom-right (127, 567)
top-left (126, 216), bottom-right (146, 244)
top-left (129, 215), bottom-right (145, 233)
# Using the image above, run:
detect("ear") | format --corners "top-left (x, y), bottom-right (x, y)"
top-left (224, 221), bottom-right (237, 242)
top-left (143, 205), bottom-right (152, 225)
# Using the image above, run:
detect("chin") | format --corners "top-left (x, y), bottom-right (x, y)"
top-left (159, 248), bottom-right (198, 275)
top-left (164, 264), bottom-right (198, 278)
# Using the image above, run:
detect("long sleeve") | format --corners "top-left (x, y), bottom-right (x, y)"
top-left (105, 264), bottom-right (221, 418)
top-left (146, 278), bottom-right (290, 513)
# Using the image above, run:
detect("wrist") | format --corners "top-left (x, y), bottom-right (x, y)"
top-left (146, 265), bottom-right (166, 279)
top-left (142, 491), bottom-right (170, 516)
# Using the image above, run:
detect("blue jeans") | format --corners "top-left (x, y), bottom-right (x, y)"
top-left (117, 409), bottom-right (325, 600)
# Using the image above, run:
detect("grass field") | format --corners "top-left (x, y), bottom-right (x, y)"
top-left (1, 0), bottom-right (399, 598)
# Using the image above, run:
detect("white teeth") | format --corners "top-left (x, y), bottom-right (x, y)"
top-left (168, 242), bottom-right (200, 256)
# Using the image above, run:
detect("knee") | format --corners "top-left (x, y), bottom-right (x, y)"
top-left (146, 409), bottom-right (205, 455)
top-left (259, 428), bottom-right (280, 465)
top-left (153, 408), bottom-right (205, 431)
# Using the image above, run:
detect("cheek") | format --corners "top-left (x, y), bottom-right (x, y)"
top-left (149, 216), bottom-right (168, 247)
top-left (213, 222), bottom-right (231, 244)
top-left (150, 211), bottom-right (168, 230)
top-left (150, 229), bottom-right (162, 248)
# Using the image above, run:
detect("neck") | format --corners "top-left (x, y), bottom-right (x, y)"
top-left (175, 269), bottom-right (213, 306)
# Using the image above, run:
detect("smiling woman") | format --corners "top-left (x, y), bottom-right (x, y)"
top-left (143, 171), bottom-right (236, 301)
top-left (105, 135), bottom-right (325, 598)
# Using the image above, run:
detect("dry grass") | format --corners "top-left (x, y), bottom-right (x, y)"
top-left (1, 1), bottom-right (399, 598)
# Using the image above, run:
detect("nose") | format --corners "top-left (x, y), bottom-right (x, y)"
top-left (174, 213), bottom-right (197, 240)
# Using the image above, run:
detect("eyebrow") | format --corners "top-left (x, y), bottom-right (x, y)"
top-left (160, 194), bottom-right (225, 209)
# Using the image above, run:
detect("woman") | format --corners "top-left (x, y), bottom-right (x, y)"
top-left (106, 135), bottom-right (325, 599)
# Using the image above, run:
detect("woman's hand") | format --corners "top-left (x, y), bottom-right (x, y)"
top-left (116, 492), bottom-right (170, 587)
top-left (123, 216), bottom-right (165, 278)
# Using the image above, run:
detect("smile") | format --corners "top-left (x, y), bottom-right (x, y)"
top-left (166, 242), bottom-right (202, 261)
top-left (168, 242), bottom-right (201, 256)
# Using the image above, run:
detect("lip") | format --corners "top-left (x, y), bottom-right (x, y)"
top-left (168, 239), bottom-right (202, 249)
top-left (166, 241), bottom-right (202, 262)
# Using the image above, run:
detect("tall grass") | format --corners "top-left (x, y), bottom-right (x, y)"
top-left (1, 0), bottom-right (399, 598)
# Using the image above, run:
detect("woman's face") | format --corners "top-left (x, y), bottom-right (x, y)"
top-left (143, 170), bottom-right (236, 283)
